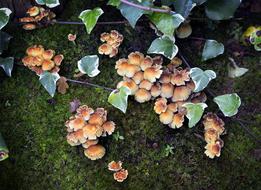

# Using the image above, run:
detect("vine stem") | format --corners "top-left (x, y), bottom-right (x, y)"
top-left (52, 20), bottom-right (131, 25)
top-left (120, 0), bottom-right (175, 14)
top-left (66, 78), bottom-right (115, 92)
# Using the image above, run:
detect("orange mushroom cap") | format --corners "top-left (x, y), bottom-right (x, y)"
top-left (125, 64), bottom-right (140, 78)
top-left (109, 47), bottom-right (119, 58)
top-left (204, 128), bottom-right (219, 143)
top-left (204, 141), bottom-right (222, 159)
top-left (19, 17), bottom-right (36, 23)
top-left (42, 59), bottom-right (55, 71)
top-left (84, 144), bottom-right (106, 160)
top-left (203, 113), bottom-right (225, 135)
top-left (42, 49), bottom-right (55, 60)
top-left (33, 56), bottom-right (44, 66)
top-left (68, 117), bottom-right (86, 131)
top-left (159, 109), bottom-right (174, 125)
top-left (102, 121), bottom-right (116, 136)
top-left (128, 52), bottom-right (144, 66)
top-left (160, 83), bottom-right (174, 98)
top-left (150, 83), bottom-right (161, 98)
top-left (154, 98), bottom-right (168, 114)
top-left (139, 79), bottom-right (153, 91)
top-left (113, 169), bottom-right (128, 182)
top-left (27, 6), bottom-right (40, 17)
top-left (83, 124), bottom-right (103, 140)
top-left (53, 54), bottom-right (64, 66)
top-left (117, 79), bottom-right (138, 95)
top-left (132, 71), bottom-right (144, 85)
top-left (169, 113), bottom-right (184, 129)
top-left (115, 59), bottom-right (129, 76)
top-left (22, 56), bottom-right (35, 66)
top-left (23, 23), bottom-right (37, 30)
top-left (134, 88), bottom-right (151, 103)
top-left (100, 32), bottom-right (110, 42)
top-left (108, 161), bottom-right (122, 172)
top-left (172, 86), bottom-right (191, 102)
top-left (191, 92), bottom-right (207, 103)
top-left (26, 45), bottom-right (44, 57)
top-left (140, 56), bottom-right (153, 71)
top-left (167, 103), bottom-right (178, 113)
top-left (76, 105), bottom-right (94, 121)
top-left (98, 43), bottom-right (113, 55)
top-left (170, 69), bottom-right (190, 86)
top-left (82, 139), bottom-right (99, 149)
top-left (144, 65), bottom-right (163, 83)
top-left (159, 71), bottom-right (171, 84)
top-left (67, 129), bottom-right (86, 145)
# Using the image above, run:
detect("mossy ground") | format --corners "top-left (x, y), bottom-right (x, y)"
top-left (0, 1), bottom-right (260, 189)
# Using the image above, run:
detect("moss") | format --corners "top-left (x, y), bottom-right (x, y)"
top-left (0, 0), bottom-right (260, 189)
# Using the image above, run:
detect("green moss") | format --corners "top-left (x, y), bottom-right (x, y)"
top-left (0, 0), bottom-right (260, 189)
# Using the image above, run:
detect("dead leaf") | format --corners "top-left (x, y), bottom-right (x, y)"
top-left (69, 98), bottom-right (81, 113)
top-left (57, 76), bottom-right (69, 94)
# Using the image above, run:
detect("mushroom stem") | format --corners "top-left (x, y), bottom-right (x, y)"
top-left (66, 78), bottom-right (115, 92)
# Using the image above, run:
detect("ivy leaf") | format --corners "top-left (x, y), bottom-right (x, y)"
top-left (0, 8), bottom-right (12, 30)
top-left (213, 93), bottom-right (241, 117)
top-left (183, 102), bottom-right (208, 128)
top-left (0, 31), bottom-right (12, 55)
top-left (190, 67), bottom-right (216, 92)
top-left (108, 0), bottom-right (121, 7)
top-left (35, 0), bottom-right (60, 8)
top-left (147, 36), bottom-right (178, 60)
top-left (0, 57), bottom-right (14, 77)
top-left (173, 0), bottom-right (196, 18)
top-left (205, 0), bottom-right (241, 20)
top-left (39, 71), bottom-right (60, 97)
top-left (108, 86), bottom-right (131, 113)
top-left (77, 55), bottom-right (100, 77)
top-left (79, 8), bottom-right (104, 34)
top-left (0, 132), bottom-right (9, 161)
top-left (149, 12), bottom-right (184, 36)
top-left (202, 39), bottom-right (224, 61)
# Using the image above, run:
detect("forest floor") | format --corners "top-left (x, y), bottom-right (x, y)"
top-left (0, 0), bottom-right (260, 189)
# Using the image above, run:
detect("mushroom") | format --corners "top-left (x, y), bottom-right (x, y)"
top-left (98, 43), bottom-right (113, 55)
top-left (128, 52), bottom-right (144, 66)
top-left (159, 71), bottom-right (171, 84)
top-left (110, 30), bottom-right (119, 39)
top-left (108, 161), bottom-right (122, 172)
top-left (170, 69), bottom-right (190, 86)
top-left (68, 34), bottom-right (77, 42)
top-left (132, 71), bottom-right (144, 84)
top-left (204, 128), bottom-right (219, 143)
top-left (150, 83), bottom-right (161, 98)
top-left (88, 109), bottom-right (107, 126)
top-left (26, 45), bottom-right (44, 57)
top-left (152, 56), bottom-right (163, 66)
top-left (134, 88), bottom-right (151, 103)
top-left (19, 17), bottom-right (36, 23)
top-left (42, 49), bottom-right (55, 60)
top-left (23, 23), bottom-right (37, 30)
top-left (160, 83), bottom-right (174, 98)
top-left (204, 141), bottom-right (222, 159)
top-left (68, 117), bottom-right (85, 131)
top-left (176, 23), bottom-right (192, 39)
top-left (140, 56), bottom-right (153, 71)
top-left (84, 144), bottom-right (106, 160)
top-left (167, 103), bottom-right (178, 113)
top-left (33, 56), bottom-right (44, 66)
top-left (102, 121), bottom-right (116, 136)
top-left (159, 109), bottom-right (173, 125)
top-left (203, 113), bottom-right (225, 135)
top-left (191, 92), bottom-right (207, 103)
top-left (109, 47), bottom-right (118, 58)
top-left (144, 65), bottom-right (163, 83)
top-left (82, 124), bottom-right (103, 140)
top-left (67, 129), bottom-right (86, 145)
top-left (82, 139), bottom-right (99, 149)
top-left (125, 64), bottom-right (140, 78)
top-left (117, 79), bottom-right (138, 95)
top-left (154, 98), bottom-right (168, 114)
top-left (53, 54), bottom-right (64, 66)
top-left (169, 113), bottom-right (184, 129)
top-left (113, 169), bottom-right (128, 182)
top-left (76, 105), bottom-right (94, 121)
top-left (172, 86), bottom-right (191, 102)
top-left (100, 32), bottom-right (110, 42)
top-left (42, 59), bottom-right (55, 71)
top-left (187, 80), bottom-right (195, 91)
top-left (168, 57), bottom-right (182, 69)
top-left (22, 56), bottom-right (34, 66)
top-left (139, 80), bottom-right (153, 90)
top-left (115, 59), bottom-right (129, 76)
top-left (27, 6), bottom-right (40, 17)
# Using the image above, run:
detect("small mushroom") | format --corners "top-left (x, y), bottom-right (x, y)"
top-left (68, 34), bottom-right (77, 42)
top-left (204, 128), bottom-right (219, 143)
top-left (159, 109), bottom-right (173, 125)
top-left (144, 65), bottom-right (163, 83)
top-left (88, 113), bottom-right (106, 126)
top-left (170, 69), bottom-right (190, 86)
top-left (125, 64), bottom-right (140, 78)
top-left (110, 30), bottom-right (119, 39)
top-left (169, 113), bottom-right (184, 129)
top-left (76, 105), bottom-right (94, 121)
top-left (67, 129), bottom-right (86, 145)
top-left (134, 88), bottom-right (151, 103)
top-left (113, 169), bottom-right (128, 182)
top-left (128, 52), bottom-right (144, 66)
top-left (68, 117), bottom-right (85, 131)
top-left (187, 80), bottom-right (195, 91)
top-left (27, 6), bottom-right (40, 17)
top-left (100, 32), bottom-right (110, 42)
top-left (82, 124), bottom-right (103, 140)
top-left (168, 57), bottom-right (182, 69)
top-left (154, 98), bottom-right (168, 114)
top-left (160, 83), bottom-right (174, 98)
top-left (203, 113), bottom-right (225, 135)
top-left (132, 71), bottom-right (144, 84)
top-left (139, 80), bottom-right (153, 90)
top-left (204, 141), bottom-right (222, 159)
top-left (150, 83), bottom-right (161, 98)
top-left (176, 23), bottom-right (192, 39)
top-left (53, 54), bottom-right (64, 66)
top-left (102, 121), bottom-right (116, 136)
top-left (22, 56), bottom-right (34, 66)
top-left (172, 86), bottom-right (191, 102)
top-left (117, 79), bottom-right (138, 95)
top-left (98, 43), bottom-right (113, 55)
top-left (140, 56), bottom-right (153, 71)
top-left (167, 103), bottom-right (178, 113)
top-left (19, 17), bottom-right (36, 23)
top-left (108, 161), bottom-right (122, 172)
top-left (84, 144), bottom-right (106, 160)
top-left (109, 47), bottom-right (118, 58)
top-left (23, 23), bottom-right (37, 30)
top-left (42, 49), bottom-right (55, 60)
top-left (33, 56), bottom-right (44, 66)
top-left (115, 59), bottom-right (129, 76)
top-left (82, 139), bottom-right (99, 149)
top-left (42, 59), bottom-right (55, 71)
top-left (26, 45), bottom-right (44, 57)
top-left (159, 71), bottom-right (171, 84)
top-left (191, 92), bottom-right (207, 103)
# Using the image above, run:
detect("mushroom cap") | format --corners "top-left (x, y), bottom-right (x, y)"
top-left (204, 141), bottom-right (222, 159)
top-left (144, 65), bottom-right (163, 83)
top-left (26, 45), bottom-right (44, 57)
top-left (204, 128), bottom-right (219, 143)
top-left (98, 43), bottom-right (113, 55)
top-left (115, 59), bottom-right (129, 76)
top-left (68, 117), bottom-right (85, 131)
top-left (167, 103), bottom-right (178, 113)
top-left (176, 23), bottom-right (192, 39)
top-left (102, 121), bottom-right (116, 136)
top-left (128, 52), bottom-right (144, 66)
top-left (134, 88), bottom-right (151, 103)
top-left (42, 59), bottom-right (55, 71)
top-left (117, 79), bottom-right (138, 95)
top-left (154, 98), bottom-right (168, 114)
top-left (109, 47), bottom-right (119, 58)
top-left (159, 109), bottom-right (174, 125)
top-left (113, 169), bottom-right (128, 182)
top-left (42, 49), bottom-right (55, 60)
top-left (110, 30), bottom-right (119, 39)
top-left (191, 92), bottom-right (207, 103)
top-left (23, 23), bottom-right (37, 30)
top-left (172, 86), bottom-right (191, 102)
top-left (68, 34), bottom-right (76, 42)
top-left (168, 57), bottom-right (182, 69)
top-left (84, 144), bottom-right (106, 160)
top-left (169, 113), bottom-right (184, 129)
top-left (140, 56), bottom-right (153, 71)
top-left (53, 54), bottom-right (64, 66)
top-left (160, 83), bottom-right (174, 98)
top-left (203, 113), bottom-right (225, 135)
top-left (88, 113), bottom-right (105, 126)
top-left (125, 64), bottom-right (140, 78)
top-left (67, 129), bottom-right (86, 145)
top-left (100, 32), bottom-right (110, 42)
top-left (139, 79), bottom-right (153, 91)
top-left (159, 72), bottom-right (171, 84)
top-left (22, 56), bottom-right (35, 66)
top-left (82, 139), bottom-right (99, 149)
top-left (83, 124), bottom-right (103, 140)
top-left (19, 17), bottom-right (36, 23)
top-left (108, 161), bottom-right (122, 172)
top-left (170, 69), bottom-right (190, 86)
top-left (132, 71), bottom-right (144, 84)
top-left (76, 105), bottom-right (94, 121)
top-left (152, 56), bottom-right (163, 66)
top-left (33, 56), bottom-right (44, 66)
top-left (150, 83), bottom-right (161, 98)
top-left (186, 80), bottom-right (195, 91)
top-left (27, 6), bottom-right (40, 17)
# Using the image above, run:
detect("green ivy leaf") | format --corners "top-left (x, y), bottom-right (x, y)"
top-left (213, 93), bottom-right (241, 117)
top-left (149, 12), bottom-right (184, 36)
top-left (77, 55), bottom-right (100, 77)
top-left (183, 102), bottom-right (208, 128)
top-left (35, 0), bottom-right (60, 8)
top-left (0, 8), bottom-right (12, 30)
top-left (0, 132), bottom-right (9, 161)
top-left (205, 0), bottom-right (241, 20)
top-left (202, 39), bottom-right (224, 61)
top-left (79, 8), bottom-right (104, 34)
top-left (108, 86), bottom-right (131, 113)
top-left (173, 0), bottom-right (195, 18)
top-left (147, 36), bottom-right (178, 60)
top-left (0, 31), bottom-right (12, 55)
top-left (39, 71), bottom-right (60, 97)
top-left (108, 0), bottom-right (121, 7)
top-left (189, 67), bottom-right (216, 92)
top-left (0, 57), bottom-right (14, 77)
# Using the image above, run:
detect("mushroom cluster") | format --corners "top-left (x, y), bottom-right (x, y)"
top-left (203, 113), bottom-right (225, 159)
top-left (22, 45), bottom-right (64, 75)
top-left (108, 161), bottom-right (128, 182)
top-left (65, 105), bottom-right (116, 160)
top-left (115, 51), bottom-right (164, 103)
top-left (19, 6), bottom-right (56, 30)
top-left (98, 30), bottom-right (124, 57)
